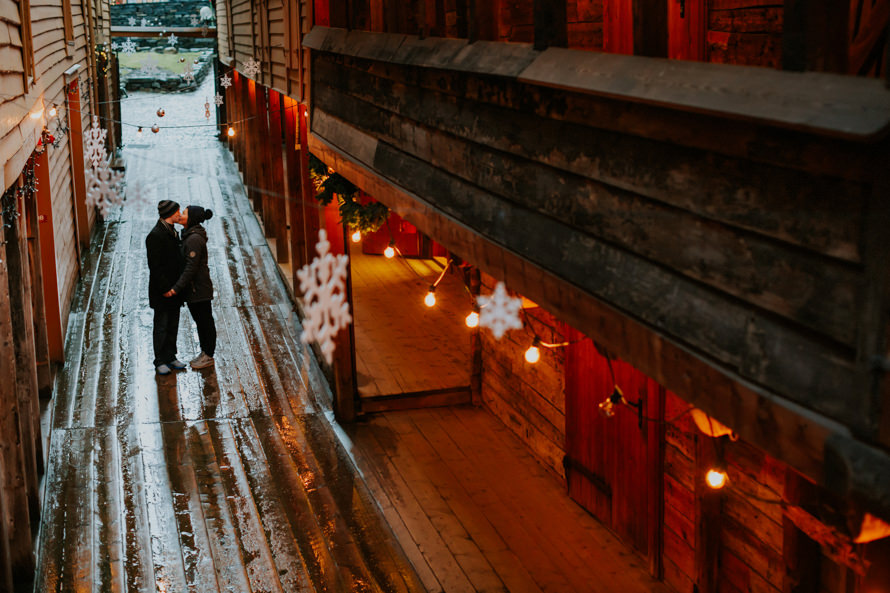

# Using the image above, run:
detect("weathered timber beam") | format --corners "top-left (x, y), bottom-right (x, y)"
top-left (783, 503), bottom-right (869, 575)
top-left (307, 116), bottom-right (890, 526)
top-left (110, 26), bottom-right (217, 38)
top-left (302, 26), bottom-right (890, 139)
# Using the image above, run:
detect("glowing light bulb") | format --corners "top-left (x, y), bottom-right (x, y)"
top-left (384, 245), bottom-right (395, 259)
top-left (48, 104), bottom-right (58, 118)
top-left (227, 126), bottom-right (235, 137)
top-left (525, 344), bottom-right (541, 364)
top-left (137, 127), bottom-right (143, 136)
top-left (424, 290), bottom-right (436, 308)
top-left (705, 469), bottom-right (728, 490)
top-left (465, 311), bottom-right (479, 328)
top-left (351, 230), bottom-right (361, 243)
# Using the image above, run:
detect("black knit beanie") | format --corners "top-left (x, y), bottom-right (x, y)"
top-left (158, 200), bottom-right (179, 219)
top-left (186, 205), bottom-right (213, 228)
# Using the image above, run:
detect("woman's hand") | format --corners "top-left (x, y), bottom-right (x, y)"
top-left (163, 289), bottom-right (177, 297)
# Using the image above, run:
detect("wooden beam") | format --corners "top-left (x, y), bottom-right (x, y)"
top-left (534, 0), bottom-right (568, 50)
top-left (254, 85), bottom-right (271, 227)
top-left (268, 90), bottom-right (289, 264)
top-left (782, 0), bottom-right (849, 73)
top-left (334, 228), bottom-right (357, 422)
top-left (284, 95), bottom-right (306, 275)
top-left (299, 104), bottom-right (320, 268)
top-left (782, 470), bottom-right (821, 593)
top-left (633, 0), bottom-right (667, 57)
top-left (359, 386), bottom-right (472, 413)
top-left (466, 266), bottom-right (482, 404)
top-left (34, 151), bottom-right (63, 362)
top-left (694, 434), bottom-right (722, 593)
top-left (109, 26), bottom-right (217, 38)
top-left (66, 81), bottom-right (90, 250)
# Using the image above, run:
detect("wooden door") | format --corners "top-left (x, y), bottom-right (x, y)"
top-left (667, 0), bottom-right (706, 60)
top-left (565, 330), bottom-right (664, 566)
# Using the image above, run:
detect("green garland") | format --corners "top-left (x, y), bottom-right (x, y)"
top-left (309, 153), bottom-right (390, 234)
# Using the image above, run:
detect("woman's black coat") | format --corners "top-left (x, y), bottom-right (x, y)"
top-left (171, 224), bottom-right (213, 302)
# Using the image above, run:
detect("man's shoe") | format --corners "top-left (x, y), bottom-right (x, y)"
top-left (169, 359), bottom-right (187, 370)
top-left (190, 352), bottom-right (215, 369)
top-left (156, 364), bottom-right (172, 375)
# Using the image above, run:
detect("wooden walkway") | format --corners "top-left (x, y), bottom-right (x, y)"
top-left (35, 144), bottom-right (424, 593)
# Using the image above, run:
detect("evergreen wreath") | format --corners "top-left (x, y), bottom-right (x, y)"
top-left (309, 154), bottom-right (390, 234)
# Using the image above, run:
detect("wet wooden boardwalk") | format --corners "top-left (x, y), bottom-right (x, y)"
top-left (35, 144), bottom-right (425, 593)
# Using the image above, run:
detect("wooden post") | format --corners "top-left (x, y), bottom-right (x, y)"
top-left (0, 219), bottom-right (35, 585)
top-left (782, 470), bottom-right (821, 593)
top-left (782, 0), bottom-right (849, 73)
top-left (67, 81), bottom-right (90, 250)
top-left (0, 449), bottom-right (11, 590)
top-left (533, 0), bottom-right (567, 50)
top-left (244, 78), bottom-right (259, 212)
top-left (3, 184), bottom-right (41, 515)
top-left (254, 84), bottom-right (271, 224)
top-left (647, 386), bottom-right (665, 578)
top-left (694, 433), bottom-right (723, 593)
top-left (466, 266), bottom-right (482, 404)
top-left (34, 151), bottom-right (64, 362)
top-left (285, 96), bottom-right (307, 277)
top-left (24, 185), bottom-right (51, 399)
top-left (333, 226), bottom-right (357, 422)
top-left (633, 0), bottom-right (667, 58)
top-left (298, 104), bottom-right (320, 266)
top-left (267, 89), bottom-right (289, 263)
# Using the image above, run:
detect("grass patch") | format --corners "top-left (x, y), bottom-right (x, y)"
top-left (118, 51), bottom-right (202, 75)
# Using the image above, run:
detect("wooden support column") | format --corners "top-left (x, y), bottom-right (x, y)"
top-left (466, 266), bottom-right (482, 404)
top-left (333, 227), bottom-right (357, 423)
top-left (23, 187), bottom-right (50, 399)
top-left (3, 184), bottom-right (41, 516)
top-left (66, 81), bottom-right (90, 250)
top-left (534, 0), bottom-right (567, 50)
top-left (233, 72), bottom-right (244, 171)
top-left (0, 221), bottom-right (34, 586)
top-left (254, 84), bottom-right (271, 224)
top-left (267, 89), bottom-right (289, 263)
top-left (633, 0), bottom-right (667, 57)
top-left (285, 96), bottom-right (307, 277)
top-left (782, 0), bottom-right (849, 72)
top-left (468, 0), bottom-right (498, 41)
top-left (782, 470), bottom-right (821, 593)
top-left (647, 386), bottom-right (665, 578)
top-left (34, 151), bottom-right (63, 362)
top-left (244, 78), bottom-right (259, 211)
top-left (694, 434), bottom-right (723, 593)
top-left (0, 448), bottom-right (11, 591)
top-left (299, 104), bottom-right (320, 266)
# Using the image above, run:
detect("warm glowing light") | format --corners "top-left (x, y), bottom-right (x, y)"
top-left (227, 126), bottom-right (235, 137)
top-left (30, 108), bottom-right (43, 120)
top-left (424, 290), bottom-right (436, 307)
top-left (136, 127), bottom-right (143, 136)
top-left (351, 230), bottom-right (362, 243)
top-left (706, 469), bottom-right (728, 490)
top-left (48, 104), bottom-right (58, 118)
top-left (465, 311), bottom-right (479, 328)
top-left (384, 245), bottom-right (395, 259)
top-left (525, 345), bottom-right (541, 364)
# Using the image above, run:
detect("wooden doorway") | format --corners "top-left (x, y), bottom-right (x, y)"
top-left (564, 332), bottom-right (664, 574)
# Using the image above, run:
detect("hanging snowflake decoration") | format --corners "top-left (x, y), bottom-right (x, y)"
top-left (477, 281), bottom-right (523, 339)
top-left (85, 160), bottom-right (124, 217)
top-left (127, 16), bottom-right (136, 26)
top-left (296, 230), bottom-right (351, 364)
top-left (242, 57), bottom-right (260, 79)
top-left (213, 93), bottom-right (224, 106)
top-left (140, 17), bottom-right (149, 27)
top-left (119, 38), bottom-right (137, 54)
top-left (84, 116), bottom-right (108, 170)
top-left (111, 41), bottom-right (120, 52)
top-left (182, 61), bottom-right (195, 83)
top-left (167, 33), bottom-right (178, 47)
top-left (219, 73), bottom-right (232, 88)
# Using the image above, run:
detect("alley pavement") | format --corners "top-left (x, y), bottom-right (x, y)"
top-left (34, 85), bottom-right (424, 592)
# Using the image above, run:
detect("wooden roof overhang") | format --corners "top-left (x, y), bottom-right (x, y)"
top-left (110, 26), bottom-right (217, 38)
top-left (303, 26), bottom-right (890, 523)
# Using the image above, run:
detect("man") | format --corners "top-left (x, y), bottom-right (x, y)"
top-left (146, 200), bottom-right (187, 375)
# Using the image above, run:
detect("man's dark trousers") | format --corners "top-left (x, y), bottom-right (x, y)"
top-left (152, 302), bottom-right (181, 367)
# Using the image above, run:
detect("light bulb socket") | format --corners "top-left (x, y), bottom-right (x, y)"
top-left (428, 285), bottom-right (436, 294)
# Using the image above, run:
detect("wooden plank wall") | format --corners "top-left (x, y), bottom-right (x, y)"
top-left (478, 273), bottom-right (566, 479)
top-left (707, 0), bottom-right (783, 68)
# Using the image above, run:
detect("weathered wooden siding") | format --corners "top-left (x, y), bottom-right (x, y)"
top-left (707, 0), bottom-right (783, 68)
top-left (304, 29), bottom-right (890, 506)
top-left (479, 273), bottom-right (566, 478)
top-left (568, 0), bottom-right (603, 49)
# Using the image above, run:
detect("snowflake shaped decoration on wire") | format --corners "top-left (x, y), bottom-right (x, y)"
top-left (213, 93), bottom-right (224, 106)
top-left (120, 38), bottom-right (137, 54)
top-left (190, 14), bottom-right (200, 26)
top-left (85, 160), bottom-right (124, 217)
top-left (182, 61), bottom-right (195, 83)
top-left (84, 116), bottom-right (108, 170)
top-left (296, 230), bottom-right (352, 364)
top-left (127, 16), bottom-right (136, 26)
top-left (140, 17), bottom-right (149, 27)
top-left (219, 73), bottom-right (232, 88)
top-left (167, 33), bottom-right (178, 47)
top-left (242, 57), bottom-right (260, 79)
top-left (477, 281), bottom-right (523, 339)
top-left (111, 41), bottom-right (119, 52)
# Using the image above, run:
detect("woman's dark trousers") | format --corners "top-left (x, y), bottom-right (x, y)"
top-left (187, 300), bottom-right (216, 357)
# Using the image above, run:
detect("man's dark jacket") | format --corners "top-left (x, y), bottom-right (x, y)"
top-left (170, 224), bottom-right (213, 302)
top-left (146, 219), bottom-right (184, 309)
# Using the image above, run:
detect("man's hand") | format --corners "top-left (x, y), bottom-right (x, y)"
top-left (163, 289), bottom-right (176, 297)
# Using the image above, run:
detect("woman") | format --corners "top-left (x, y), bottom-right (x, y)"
top-left (164, 204), bottom-right (216, 369)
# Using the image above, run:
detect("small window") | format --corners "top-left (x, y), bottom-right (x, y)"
top-left (18, 0), bottom-right (35, 84)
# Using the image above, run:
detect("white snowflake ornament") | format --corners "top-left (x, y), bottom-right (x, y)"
top-left (219, 73), bottom-right (232, 88)
top-left (140, 17), bottom-right (149, 27)
top-left (85, 160), bottom-right (124, 217)
top-left (242, 57), bottom-right (260, 79)
top-left (477, 282), bottom-right (523, 339)
top-left (84, 116), bottom-right (108, 170)
top-left (167, 33), bottom-right (178, 47)
top-left (120, 38), bottom-right (137, 54)
top-left (127, 16), bottom-right (136, 26)
top-left (190, 15), bottom-right (200, 26)
top-left (296, 230), bottom-right (351, 364)
top-left (213, 93), bottom-right (224, 106)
